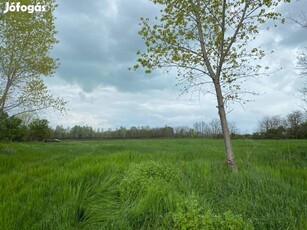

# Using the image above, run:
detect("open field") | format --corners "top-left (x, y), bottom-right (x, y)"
top-left (0, 139), bottom-right (306, 229)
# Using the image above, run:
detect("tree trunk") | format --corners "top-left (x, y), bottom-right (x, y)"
top-left (214, 80), bottom-right (237, 170)
top-left (0, 76), bottom-right (12, 112)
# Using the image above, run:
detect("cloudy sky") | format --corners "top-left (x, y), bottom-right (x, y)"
top-left (44, 0), bottom-right (307, 133)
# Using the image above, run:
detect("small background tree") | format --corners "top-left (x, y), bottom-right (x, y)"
top-left (29, 119), bottom-right (52, 141)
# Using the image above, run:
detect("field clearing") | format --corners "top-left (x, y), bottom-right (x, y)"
top-left (0, 139), bottom-right (306, 229)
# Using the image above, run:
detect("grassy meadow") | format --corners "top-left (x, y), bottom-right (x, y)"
top-left (0, 139), bottom-right (306, 229)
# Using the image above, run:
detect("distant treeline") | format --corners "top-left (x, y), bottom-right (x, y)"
top-left (0, 110), bottom-right (306, 141)
top-left (252, 110), bottom-right (307, 139)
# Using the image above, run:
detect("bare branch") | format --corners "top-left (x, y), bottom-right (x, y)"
top-left (290, 11), bottom-right (307, 28)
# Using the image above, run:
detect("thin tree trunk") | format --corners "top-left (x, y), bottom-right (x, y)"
top-left (214, 80), bottom-right (237, 170)
top-left (0, 75), bottom-right (13, 112)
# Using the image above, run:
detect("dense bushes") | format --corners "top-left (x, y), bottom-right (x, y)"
top-left (0, 112), bottom-right (52, 141)
top-left (0, 112), bottom-right (26, 141)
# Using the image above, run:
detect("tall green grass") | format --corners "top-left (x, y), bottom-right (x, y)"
top-left (0, 139), bottom-right (306, 229)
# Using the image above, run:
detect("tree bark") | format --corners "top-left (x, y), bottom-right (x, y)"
top-left (0, 79), bottom-right (11, 112)
top-left (214, 80), bottom-right (237, 170)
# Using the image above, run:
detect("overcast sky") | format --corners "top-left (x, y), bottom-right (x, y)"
top-left (44, 0), bottom-right (307, 133)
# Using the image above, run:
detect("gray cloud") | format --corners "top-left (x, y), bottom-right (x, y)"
top-left (44, 0), bottom-right (307, 132)
top-left (52, 0), bottom-right (167, 92)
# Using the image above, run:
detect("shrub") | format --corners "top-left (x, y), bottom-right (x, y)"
top-left (120, 161), bottom-right (179, 200)
top-left (0, 145), bottom-right (15, 155)
top-left (172, 197), bottom-right (254, 230)
top-left (120, 161), bottom-right (181, 228)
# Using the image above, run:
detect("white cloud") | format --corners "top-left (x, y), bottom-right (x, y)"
top-left (45, 79), bottom-right (218, 128)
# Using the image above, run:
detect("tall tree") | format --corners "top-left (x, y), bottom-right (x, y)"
top-left (132, 0), bottom-right (290, 169)
top-left (0, 0), bottom-right (66, 119)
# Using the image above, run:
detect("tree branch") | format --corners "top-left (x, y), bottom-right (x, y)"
top-left (190, 0), bottom-right (216, 80)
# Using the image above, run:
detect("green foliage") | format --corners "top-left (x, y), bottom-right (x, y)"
top-left (133, 0), bottom-right (291, 100)
top-left (0, 112), bottom-right (26, 141)
top-left (120, 161), bottom-right (179, 200)
top-left (120, 161), bottom-right (181, 228)
top-left (172, 197), bottom-right (254, 230)
top-left (0, 144), bottom-right (15, 155)
top-left (0, 0), bottom-right (66, 116)
top-left (28, 118), bottom-right (52, 140)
